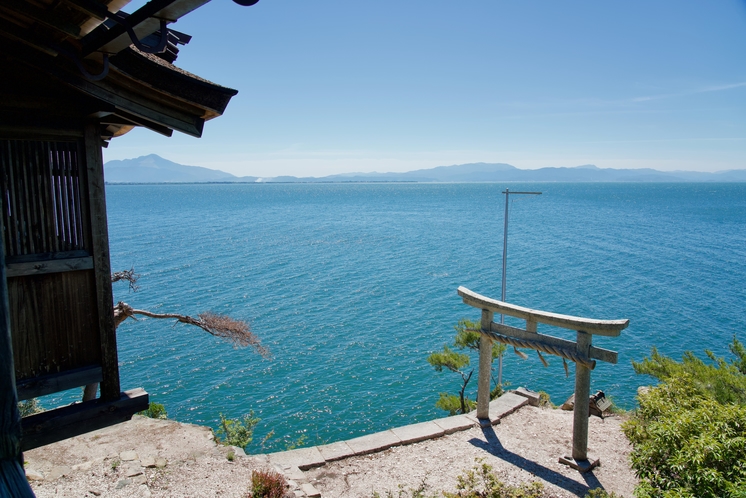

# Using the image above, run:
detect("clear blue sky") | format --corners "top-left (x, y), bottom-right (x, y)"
top-left (104, 0), bottom-right (746, 177)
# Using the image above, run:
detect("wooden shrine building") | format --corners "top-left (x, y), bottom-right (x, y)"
top-left (0, 0), bottom-right (254, 493)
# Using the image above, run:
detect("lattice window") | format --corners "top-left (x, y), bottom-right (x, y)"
top-left (1, 140), bottom-right (87, 258)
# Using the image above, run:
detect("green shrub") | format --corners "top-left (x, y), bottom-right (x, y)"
top-left (17, 399), bottom-right (43, 417)
top-left (623, 338), bottom-right (746, 498)
top-left (250, 469), bottom-right (290, 498)
top-left (585, 489), bottom-right (623, 498)
top-left (214, 412), bottom-right (260, 450)
top-left (138, 402), bottom-right (167, 419)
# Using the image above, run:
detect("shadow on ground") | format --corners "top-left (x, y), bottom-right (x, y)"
top-left (469, 425), bottom-right (606, 497)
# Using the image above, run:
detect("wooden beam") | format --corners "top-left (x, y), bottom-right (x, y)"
top-left (1, 36), bottom-right (205, 137)
top-left (21, 388), bottom-right (149, 451)
top-left (0, 0), bottom-right (81, 38)
top-left (80, 0), bottom-right (210, 57)
top-left (458, 286), bottom-right (629, 337)
top-left (0, 16), bottom-right (58, 56)
top-left (16, 366), bottom-right (102, 401)
top-left (6, 256), bottom-right (94, 277)
top-left (84, 122), bottom-right (120, 401)
top-left (0, 212), bottom-right (35, 497)
top-left (109, 109), bottom-right (173, 137)
top-left (491, 322), bottom-right (618, 364)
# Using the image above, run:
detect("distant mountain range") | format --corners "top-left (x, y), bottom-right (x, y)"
top-left (104, 154), bottom-right (746, 183)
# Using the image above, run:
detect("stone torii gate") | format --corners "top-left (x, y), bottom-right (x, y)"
top-left (458, 286), bottom-right (629, 472)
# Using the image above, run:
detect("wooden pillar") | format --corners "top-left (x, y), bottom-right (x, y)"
top-left (0, 226), bottom-right (35, 496)
top-left (477, 309), bottom-right (494, 420)
top-left (84, 122), bottom-right (120, 401)
top-left (572, 330), bottom-right (592, 461)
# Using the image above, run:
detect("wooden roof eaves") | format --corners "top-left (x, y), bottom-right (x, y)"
top-left (80, 0), bottom-right (211, 57)
top-left (109, 48), bottom-right (238, 118)
top-left (2, 36), bottom-right (206, 137)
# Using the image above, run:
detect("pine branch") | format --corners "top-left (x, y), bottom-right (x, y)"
top-left (113, 301), bottom-right (269, 357)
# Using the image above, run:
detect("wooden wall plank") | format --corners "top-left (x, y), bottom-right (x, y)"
top-left (16, 365), bottom-right (102, 401)
top-left (21, 388), bottom-right (148, 452)
top-left (84, 122), bottom-right (120, 400)
top-left (6, 256), bottom-right (94, 277)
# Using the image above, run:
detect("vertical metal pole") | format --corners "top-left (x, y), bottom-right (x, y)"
top-left (497, 189), bottom-right (510, 386)
top-left (477, 308), bottom-right (494, 420)
top-left (572, 331), bottom-right (592, 461)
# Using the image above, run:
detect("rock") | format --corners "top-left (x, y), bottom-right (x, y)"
top-left (138, 484), bottom-right (152, 497)
top-left (514, 387), bottom-right (541, 407)
top-left (24, 468), bottom-right (44, 481)
top-left (73, 460), bottom-right (94, 471)
top-left (115, 478), bottom-right (132, 489)
top-left (120, 451), bottom-right (138, 461)
top-left (46, 466), bottom-right (72, 480)
top-left (88, 489), bottom-right (102, 496)
top-left (561, 394), bottom-right (574, 411)
top-left (133, 474), bottom-right (147, 485)
top-left (125, 464), bottom-right (143, 477)
top-left (155, 457), bottom-right (167, 468)
top-left (140, 456), bottom-right (156, 468)
top-left (229, 445), bottom-right (246, 457)
top-left (637, 386), bottom-right (651, 396)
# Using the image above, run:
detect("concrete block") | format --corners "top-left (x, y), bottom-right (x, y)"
top-left (268, 446), bottom-right (326, 470)
top-left (345, 430), bottom-right (401, 456)
top-left (488, 392), bottom-right (528, 420)
top-left (301, 483), bottom-right (321, 498)
top-left (282, 465), bottom-right (306, 482)
top-left (513, 387), bottom-right (541, 407)
top-left (391, 421), bottom-right (445, 445)
top-left (432, 414), bottom-right (478, 434)
top-left (317, 440), bottom-right (356, 462)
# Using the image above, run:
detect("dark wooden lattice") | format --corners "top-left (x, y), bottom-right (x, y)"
top-left (1, 140), bottom-right (88, 259)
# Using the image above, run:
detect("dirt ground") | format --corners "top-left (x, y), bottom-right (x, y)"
top-left (25, 405), bottom-right (636, 498)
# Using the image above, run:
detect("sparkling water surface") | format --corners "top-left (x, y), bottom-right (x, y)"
top-left (80, 182), bottom-right (746, 451)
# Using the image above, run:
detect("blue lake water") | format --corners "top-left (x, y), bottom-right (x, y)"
top-left (63, 182), bottom-right (746, 451)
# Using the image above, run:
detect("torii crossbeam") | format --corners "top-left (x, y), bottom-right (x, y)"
top-left (458, 286), bottom-right (629, 472)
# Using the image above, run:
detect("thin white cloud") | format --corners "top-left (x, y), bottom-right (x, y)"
top-left (631, 81), bottom-right (746, 102)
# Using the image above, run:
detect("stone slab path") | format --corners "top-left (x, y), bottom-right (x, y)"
top-left (25, 391), bottom-right (635, 497)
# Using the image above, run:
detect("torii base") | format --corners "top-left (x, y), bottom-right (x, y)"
top-left (558, 455), bottom-right (600, 473)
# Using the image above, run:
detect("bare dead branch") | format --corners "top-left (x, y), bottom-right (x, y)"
top-left (113, 301), bottom-right (269, 358)
top-left (111, 268), bottom-right (140, 292)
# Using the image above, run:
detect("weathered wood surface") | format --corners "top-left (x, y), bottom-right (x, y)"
top-left (9, 270), bottom-right (101, 382)
top-left (6, 256), bottom-right (94, 277)
top-left (573, 332), bottom-right (593, 461)
top-left (85, 122), bottom-right (120, 401)
top-left (490, 322), bottom-right (618, 365)
top-left (21, 388), bottom-right (149, 452)
top-left (458, 286), bottom-right (629, 336)
top-left (477, 309), bottom-right (493, 420)
top-left (16, 365), bottom-right (102, 401)
top-left (0, 227), bottom-right (35, 496)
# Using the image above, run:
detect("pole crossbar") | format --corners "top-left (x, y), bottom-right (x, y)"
top-left (469, 328), bottom-right (596, 369)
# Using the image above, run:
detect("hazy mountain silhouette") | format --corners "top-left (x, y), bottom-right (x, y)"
top-left (104, 155), bottom-right (746, 183)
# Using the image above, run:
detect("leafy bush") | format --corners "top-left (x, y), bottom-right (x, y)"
top-left (623, 338), bottom-right (746, 498)
top-left (250, 469), bottom-right (290, 498)
top-left (585, 490), bottom-right (623, 498)
top-left (17, 399), bottom-right (43, 417)
top-left (428, 319), bottom-right (507, 415)
top-left (138, 402), bottom-right (167, 419)
top-left (214, 412), bottom-right (260, 450)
